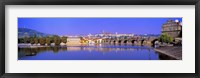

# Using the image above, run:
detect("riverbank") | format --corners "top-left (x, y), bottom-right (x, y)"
top-left (18, 43), bottom-right (88, 48)
top-left (154, 46), bottom-right (182, 60)
top-left (18, 43), bottom-right (152, 48)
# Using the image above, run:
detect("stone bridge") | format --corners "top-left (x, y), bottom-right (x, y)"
top-left (97, 37), bottom-right (159, 46)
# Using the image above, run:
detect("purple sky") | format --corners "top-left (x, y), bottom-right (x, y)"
top-left (18, 18), bottom-right (182, 36)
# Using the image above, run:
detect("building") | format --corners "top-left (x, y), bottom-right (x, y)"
top-left (67, 37), bottom-right (81, 44)
top-left (162, 19), bottom-right (182, 38)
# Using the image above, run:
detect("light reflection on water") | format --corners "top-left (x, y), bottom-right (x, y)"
top-left (18, 44), bottom-right (174, 60)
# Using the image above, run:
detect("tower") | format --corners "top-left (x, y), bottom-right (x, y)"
top-left (162, 19), bottom-right (182, 38)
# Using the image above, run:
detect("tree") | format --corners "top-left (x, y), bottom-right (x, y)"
top-left (49, 36), bottom-right (54, 43)
top-left (39, 37), bottom-right (46, 45)
top-left (18, 38), bottom-right (24, 43)
top-left (24, 37), bottom-right (29, 43)
top-left (167, 35), bottom-right (174, 43)
top-left (159, 33), bottom-right (174, 43)
top-left (54, 36), bottom-right (61, 45)
top-left (46, 37), bottom-right (51, 45)
top-left (34, 38), bottom-right (39, 44)
top-left (30, 37), bottom-right (35, 45)
top-left (61, 36), bottom-right (67, 43)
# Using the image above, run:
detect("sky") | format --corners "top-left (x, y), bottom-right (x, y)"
top-left (18, 18), bottom-right (182, 36)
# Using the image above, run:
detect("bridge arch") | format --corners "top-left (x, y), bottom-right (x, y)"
top-left (131, 40), bottom-right (136, 44)
top-left (118, 40), bottom-right (122, 44)
top-left (124, 40), bottom-right (128, 43)
top-left (141, 39), bottom-right (145, 45)
top-left (113, 40), bottom-right (116, 43)
top-left (151, 39), bottom-right (159, 46)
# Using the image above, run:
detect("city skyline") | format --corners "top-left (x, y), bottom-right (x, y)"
top-left (18, 18), bottom-right (182, 36)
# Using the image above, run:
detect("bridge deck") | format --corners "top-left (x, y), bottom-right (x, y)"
top-left (154, 46), bottom-right (182, 60)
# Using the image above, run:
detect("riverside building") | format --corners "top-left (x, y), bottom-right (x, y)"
top-left (162, 19), bottom-right (182, 38)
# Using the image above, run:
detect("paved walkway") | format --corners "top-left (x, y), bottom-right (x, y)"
top-left (154, 46), bottom-right (182, 60)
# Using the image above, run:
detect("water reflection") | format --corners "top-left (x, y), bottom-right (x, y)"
top-left (18, 44), bottom-right (175, 60)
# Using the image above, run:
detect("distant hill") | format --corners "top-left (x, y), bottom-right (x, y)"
top-left (18, 28), bottom-right (53, 38)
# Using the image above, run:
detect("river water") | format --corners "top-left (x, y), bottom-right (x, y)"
top-left (18, 44), bottom-right (174, 60)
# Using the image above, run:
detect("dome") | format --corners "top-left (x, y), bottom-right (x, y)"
top-left (175, 19), bottom-right (179, 22)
